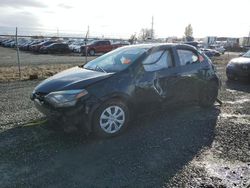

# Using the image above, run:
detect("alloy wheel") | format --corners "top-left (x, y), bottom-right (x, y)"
top-left (99, 105), bottom-right (125, 134)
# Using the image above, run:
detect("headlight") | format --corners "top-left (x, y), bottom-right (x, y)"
top-left (44, 89), bottom-right (88, 108)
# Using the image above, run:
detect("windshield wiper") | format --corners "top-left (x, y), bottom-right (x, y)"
top-left (95, 65), bottom-right (107, 73)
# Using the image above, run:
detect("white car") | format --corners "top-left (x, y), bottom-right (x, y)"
top-left (69, 42), bottom-right (84, 53)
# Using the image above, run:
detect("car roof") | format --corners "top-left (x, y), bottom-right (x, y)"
top-left (119, 43), bottom-right (197, 51)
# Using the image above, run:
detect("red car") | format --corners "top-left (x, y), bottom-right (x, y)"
top-left (80, 40), bottom-right (128, 56)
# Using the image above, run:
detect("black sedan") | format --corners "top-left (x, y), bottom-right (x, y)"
top-left (31, 44), bottom-right (220, 137)
top-left (39, 43), bottom-right (70, 54)
top-left (226, 50), bottom-right (250, 81)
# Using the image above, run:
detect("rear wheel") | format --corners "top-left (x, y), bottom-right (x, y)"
top-left (199, 81), bottom-right (218, 108)
top-left (93, 99), bottom-right (129, 138)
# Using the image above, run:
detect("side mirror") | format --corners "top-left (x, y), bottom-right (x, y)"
top-left (238, 53), bottom-right (244, 57)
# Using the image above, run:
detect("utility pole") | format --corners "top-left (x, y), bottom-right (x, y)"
top-left (15, 27), bottom-right (21, 79)
top-left (151, 16), bottom-right (154, 39)
top-left (85, 25), bottom-right (89, 63)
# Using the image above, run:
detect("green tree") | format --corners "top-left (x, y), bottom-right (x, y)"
top-left (184, 24), bottom-right (193, 37)
top-left (184, 24), bottom-right (194, 41)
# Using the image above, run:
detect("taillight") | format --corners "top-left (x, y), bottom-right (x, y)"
top-left (198, 55), bottom-right (204, 62)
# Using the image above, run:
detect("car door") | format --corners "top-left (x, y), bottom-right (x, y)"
top-left (94, 41), bottom-right (102, 53)
top-left (134, 47), bottom-right (179, 110)
top-left (173, 46), bottom-right (206, 103)
top-left (103, 41), bottom-right (112, 53)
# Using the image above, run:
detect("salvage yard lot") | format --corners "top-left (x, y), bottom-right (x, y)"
top-left (0, 46), bottom-right (95, 81)
top-left (0, 47), bottom-right (249, 187)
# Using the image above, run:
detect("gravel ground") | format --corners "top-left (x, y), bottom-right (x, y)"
top-left (0, 80), bottom-right (43, 130)
top-left (0, 51), bottom-right (249, 188)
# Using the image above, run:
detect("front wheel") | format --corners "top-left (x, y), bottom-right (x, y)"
top-left (93, 99), bottom-right (129, 138)
top-left (199, 81), bottom-right (218, 108)
top-left (88, 49), bottom-right (95, 56)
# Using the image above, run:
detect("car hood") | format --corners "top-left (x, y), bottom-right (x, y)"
top-left (231, 57), bottom-right (250, 64)
top-left (34, 66), bottom-right (113, 94)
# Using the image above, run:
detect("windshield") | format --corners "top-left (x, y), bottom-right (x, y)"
top-left (243, 50), bottom-right (250, 58)
top-left (87, 40), bottom-right (97, 45)
top-left (83, 47), bottom-right (147, 73)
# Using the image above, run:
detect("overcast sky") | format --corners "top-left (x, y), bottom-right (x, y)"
top-left (0, 0), bottom-right (249, 38)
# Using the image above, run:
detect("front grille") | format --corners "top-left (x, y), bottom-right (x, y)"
top-left (241, 64), bottom-right (250, 70)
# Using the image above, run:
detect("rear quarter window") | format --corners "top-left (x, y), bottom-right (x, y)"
top-left (177, 49), bottom-right (199, 66)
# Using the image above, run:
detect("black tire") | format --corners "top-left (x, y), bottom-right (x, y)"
top-left (93, 99), bottom-right (129, 138)
top-left (88, 49), bottom-right (95, 56)
top-left (199, 81), bottom-right (218, 108)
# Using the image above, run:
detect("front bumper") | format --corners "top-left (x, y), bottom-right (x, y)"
top-left (32, 92), bottom-right (101, 133)
top-left (33, 98), bottom-right (90, 131)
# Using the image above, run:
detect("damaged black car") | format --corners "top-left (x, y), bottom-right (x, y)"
top-left (31, 44), bottom-right (220, 137)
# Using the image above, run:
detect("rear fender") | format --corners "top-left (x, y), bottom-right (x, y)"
top-left (208, 74), bottom-right (221, 89)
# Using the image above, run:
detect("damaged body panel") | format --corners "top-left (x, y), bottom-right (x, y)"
top-left (31, 43), bottom-right (220, 137)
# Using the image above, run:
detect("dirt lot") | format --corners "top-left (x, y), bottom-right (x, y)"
top-left (0, 47), bottom-right (95, 81)
top-left (0, 48), bottom-right (249, 188)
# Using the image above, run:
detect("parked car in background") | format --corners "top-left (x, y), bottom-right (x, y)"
top-left (226, 50), bottom-right (250, 80)
top-left (19, 40), bottom-right (36, 51)
top-left (30, 40), bottom-right (54, 52)
top-left (31, 43), bottom-right (220, 137)
top-left (0, 38), bottom-right (9, 45)
top-left (40, 43), bottom-right (70, 54)
top-left (2, 39), bottom-right (15, 47)
top-left (113, 41), bottom-right (130, 45)
top-left (200, 48), bottom-right (221, 58)
top-left (69, 41), bottom-right (81, 52)
top-left (36, 41), bottom-right (57, 52)
top-left (80, 40), bottom-right (126, 56)
top-left (209, 45), bottom-right (226, 54)
top-left (20, 39), bottom-right (42, 51)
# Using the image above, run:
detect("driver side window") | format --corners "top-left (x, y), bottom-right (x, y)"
top-left (143, 50), bottom-right (173, 72)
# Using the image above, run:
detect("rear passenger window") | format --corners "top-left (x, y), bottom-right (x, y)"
top-left (97, 42), bottom-right (102, 46)
top-left (143, 50), bottom-right (173, 72)
top-left (177, 49), bottom-right (199, 66)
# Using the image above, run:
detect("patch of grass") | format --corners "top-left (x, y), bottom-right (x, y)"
top-left (0, 64), bottom-right (76, 81)
top-left (22, 118), bottom-right (48, 127)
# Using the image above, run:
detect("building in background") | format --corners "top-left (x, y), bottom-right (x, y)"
top-left (239, 37), bottom-right (250, 47)
top-left (203, 36), bottom-right (217, 47)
